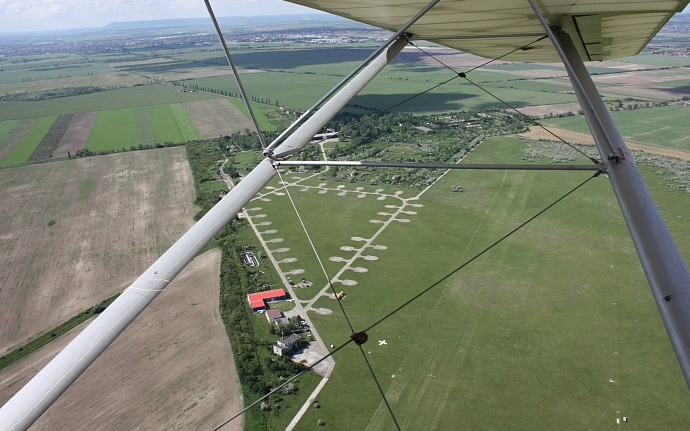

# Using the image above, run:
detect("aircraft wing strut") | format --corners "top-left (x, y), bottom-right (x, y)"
top-left (528, 0), bottom-right (690, 386)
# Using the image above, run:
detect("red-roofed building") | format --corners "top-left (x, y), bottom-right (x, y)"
top-left (247, 288), bottom-right (287, 311)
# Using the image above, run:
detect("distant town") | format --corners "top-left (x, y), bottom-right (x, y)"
top-left (0, 15), bottom-right (388, 57)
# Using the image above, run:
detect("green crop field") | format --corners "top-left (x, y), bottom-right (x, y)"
top-left (190, 64), bottom-right (578, 114)
top-left (245, 136), bottom-right (690, 430)
top-left (654, 78), bottom-right (690, 90)
top-left (86, 108), bottom-right (138, 152)
top-left (177, 46), bottom-right (375, 72)
top-left (489, 79), bottom-right (573, 93)
top-left (149, 103), bottom-right (200, 144)
top-left (0, 84), bottom-right (221, 121)
top-left (544, 105), bottom-right (690, 151)
top-left (0, 63), bottom-right (113, 86)
top-left (0, 116), bottom-right (56, 166)
top-left (0, 72), bottom-right (148, 97)
top-left (135, 106), bottom-right (154, 147)
top-left (170, 103), bottom-right (201, 141)
top-left (190, 72), bottom-right (342, 111)
top-left (0, 120), bottom-right (18, 142)
top-left (225, 98), bottom-right (283, 132)
top-left (618, 54), bottom-right (690, 67)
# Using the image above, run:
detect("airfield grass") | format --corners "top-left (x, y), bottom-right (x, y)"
top-left (249, 136), bottom-right (690, 430)
top-left (86, 108), bottom-right (138, 152)
top-left (230, 218), bottom-right (322, 431)
top-left (247, 174), bottom-right (417, 302)
top-left (543, 105), bottom-right (690, 151)
top-left (0, 116), bottom-right (56, 166)
top-left (0, 84), bottom-right (221, 121)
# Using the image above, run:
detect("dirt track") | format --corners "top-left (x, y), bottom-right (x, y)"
top-left (519, 126), bottom-right (690, 161)
top-left (0, 249), bottom-right (243, 431)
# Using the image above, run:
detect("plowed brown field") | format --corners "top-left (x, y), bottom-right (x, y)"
top-left (54, 111), bottom-right (95, 158)
top-left (0, 147), bottom-right (197, 352)
top-left (184, 98), bottom-right (253, 138)
top-left (0, 250), bottom-right (243, 431)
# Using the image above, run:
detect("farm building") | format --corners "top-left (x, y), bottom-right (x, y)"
top-left (266, 309), bottom-right (288, 325)
top-left (273, 333), bottom-right (303, 356)
top-left (247, 288), bottom-right (287, 311)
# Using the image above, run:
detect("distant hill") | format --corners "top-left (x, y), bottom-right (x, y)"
top-left (103, 14), bottom-right (370, 32)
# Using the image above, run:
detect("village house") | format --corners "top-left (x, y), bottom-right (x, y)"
top-left (265, 308), bottom-right (288, 326)
top-left (273, 333), bottom-right (302, 356)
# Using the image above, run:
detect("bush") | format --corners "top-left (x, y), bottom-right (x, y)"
top-left (317, 419), bottom-right (325, 426)
top-left (280, 382), bottom-right (296, 395)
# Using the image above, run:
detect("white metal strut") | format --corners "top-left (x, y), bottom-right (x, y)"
top-left (0, 36), bottom-right (409, 431)
top-left (528, 0), bottom-right (690, 388)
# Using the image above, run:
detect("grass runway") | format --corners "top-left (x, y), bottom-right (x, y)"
top-left (248, 136), bottom-right (690, 430)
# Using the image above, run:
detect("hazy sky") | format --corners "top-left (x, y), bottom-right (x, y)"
top-left (1, 1), bottom-right (688, 34)
top-left (0, 0), bottom-right (317, 33)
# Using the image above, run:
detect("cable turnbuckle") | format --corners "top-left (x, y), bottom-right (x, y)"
top-left (351, 331), bottom-right (369, 346)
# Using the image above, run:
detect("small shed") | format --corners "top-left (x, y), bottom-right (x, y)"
top-left (266, 309), bottom-right (284, 324)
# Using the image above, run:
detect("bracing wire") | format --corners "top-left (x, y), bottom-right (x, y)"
top-left (212, 169), bottom-right (600, 430)
top-left (274, 168), bottom-right (356, 334)
top-left (333, 73), bottom-right (460, 138)
top-left (215, 29), bottom-right (604, 431)
top-left (320, 34), bottom-right (588, 162)
top-left (211, 339), bottom-right (354, 431)
top-left (204, 0), bottom-right (267, 148)
top-left (274, 167), bottom-right (403, 430)
top-left (408, 35), bottom-right (548, 75)
top-left (461, 75), bottom-right (599, 163)
top-left (407, 38), bottom-right (600, 164)
top-left (362, 171), bottom-right (600, 334)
